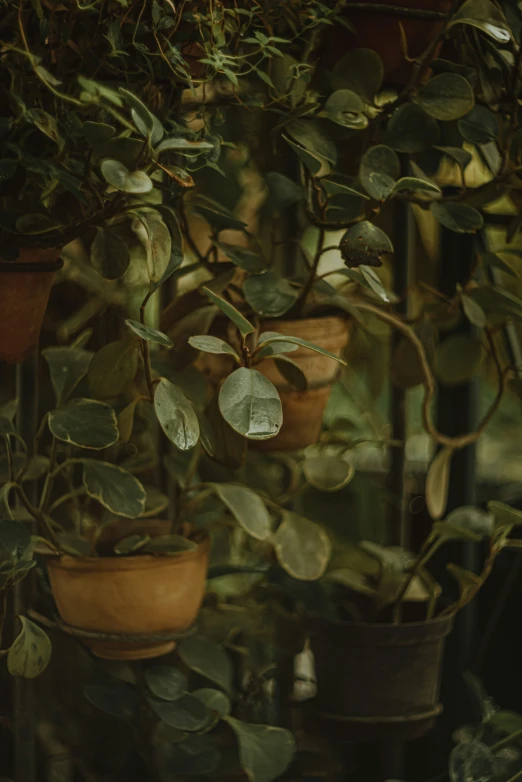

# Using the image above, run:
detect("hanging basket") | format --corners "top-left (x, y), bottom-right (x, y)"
top-left (0, 248), bottom-right (63, 364)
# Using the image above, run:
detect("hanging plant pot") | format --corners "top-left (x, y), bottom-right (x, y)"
top-left (0, 247), bottom-right (62, 364)
top-left (254, 316), bottom-right (350, 452)
top-left (47, 534), bottom-right (209, 661)
top-left (324, 0), bottom-right (452, 86)
top-left (309, 613), bottom-right (454, 740)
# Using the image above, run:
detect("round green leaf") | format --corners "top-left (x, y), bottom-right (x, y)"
top-left (243, 272), bottom-right (299, 318)
top-left (143, 535), bottom-right (198, 555)
top-left (155, 137), bottom-right (214, 154)
top-left (42, 346), bottom-right (93, 406)
top-left (8, 617), bottom-right (51, 679)
top-left (458, 106), bottom-right (498, 144)
top-left (188, 335), bottom-right (239, 360)
top-left (273, 512), bottom-right (331, 581)
top-left (131, 213), bottom-right (171, 284)
top-left (303, 456), bottom-right (354, 492)
top-left (81, 121), bottom-right (116, 144)
top-left (340, 221), bottom-right (394, 267)
top-left (88, 341), bottom-right (139, 399)
top-left (265, 172), bottom-right (303, 212)
top-left (462, 294), bottom-right (486, 327)
top-left (359, 145), bottom-right (400, 201)
top-left (391, 177), bottom-right (441, 197)
top-left (177, 635), bottom-right (233, 693)
top-left (213, 483), bottom-right (272, 541)
top-left (145, 666), bottom-right (188, 701)
top-left (82, 459), bottom-right (146, 517)
top-left (0, 519), bottom-right (32, 561)
top-left (448, 0), bottom-right (511, 42)
top-left (193, 688), bottom-right (231, 719)
top-left (385, 104), bottom-right (440, 153)
top-left (154, 379), bottom-right (200, 451)
top-left (101, 159), bottom-right (153, 193)
top-left (320, 90), bottom-right (367, 129)
top-left (434, 334), bottom-right (484, 385)
top-left (90, 227), bottom-right (130, 280)
top-left (113, 534), bottom-right (150, 555)
top-left (225, 717), bottom-right (295, 782)
top-left (417, 74), bottom-right (475, 121)
top-left (218, 368), bottom-right (282, 441)
top-left (125, 319), bottom-right (173, 347)
top-left (331, 49), bottom-right (383, 102)
top-left (430, 202), bottom-right (484, 233)
top-left (49, 398), bottom-right (119, 449)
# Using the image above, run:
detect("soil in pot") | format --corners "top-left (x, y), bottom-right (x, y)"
top-left (309, 613), bottom-right (454, 739)
top-left (321, 0), bottom-right (452, 86)
top-left (254, 316), bottom-right (350, 452)
top-left (0, 247), bottom-right (62, 364)
top-left (47, 533), bottom-right (209, 660)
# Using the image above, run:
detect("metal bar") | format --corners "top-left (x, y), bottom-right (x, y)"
top-left (388, 157), bottom-right (414, 548)
top-left (14, 352), bottom-right (39, 782)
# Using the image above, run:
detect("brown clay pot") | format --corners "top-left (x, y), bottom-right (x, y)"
top-left (323, 0), bottom-right (452, 86)
top-left (0, 247), bottom-right (62, 364)
top-left (47, 535), bottom-right (209, 661)
top-left (254, 316), bottom-right (350, 452)
top-left (309, 613), bottom-right (454, 740)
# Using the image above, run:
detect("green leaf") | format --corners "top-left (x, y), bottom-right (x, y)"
top-left (100, 159), bottom-right (153, 194)
top-left (385, 104), bottom-right (440, 153)
top-left (257, 336), bottom-right (346, 365)
top-left (29, 108), bottom-right (62, 146)
top-left (435, 146), bottom-right (473, 170)
top-left (88, 340), bottom-right (139, 399)
top-left (391, 177), bottom-right (441, 196)
top-left (488, 500), bottom-right (522, 530)
top-left (426, 447), bottom-right (454, 520)
top-left (417, 74), bottom-right (475, 121)
top-left (191, 196), bottom-right (247, 232)
top-left (448, 0), bottom-right (512, 43)
top-left (480, 251), bottom-right (517, 277)
top-left (331, 48), bottom-right (383, 102)
top-left (447, 563), bottom-right (481, 604)
top-left (213, 483), bottom-right (272, 541)
top-left (218, 368), bottom-right (282, 441)
top-left (273, 512), bottom-right (331, 581)
top-left (155, 137), bottom-right (214, 154)
top-left (81, 121), bottom-right (116, 144)
top-left (340, 221), bottom-right (393, 267)
top-left (90, 227), bottom-right (131, 280)
top-left (42, 346), bottom-right (93, 406)
top-left (84, 683), bottom-right (139, 721)
top-left (320, 89), bottom-right (367, 129)
top-left (273, 356), bottom-right (308, 391)
top-left (150, 693), bottom-right (209, 732)
top-left (113, 534), bottom-right (150, 555)
top-left (243, 272), bottom-right (299, 318)
top-left (462, 294), bottom-right (486, 328)
top-left (202, 288), bottom-right (254, 338)
top-left (445, 506), bottom-right (494, 537)
top-left (265, 172), bottom-right (303, 212)
top-left (15, 213), bottom-right (60, 234)
top-left (430, 202), bottom-right (484, 233)
top-left (154, 379), bottom-right (200, 451)
top-left (303, 456), bottom-right (354, 492)
top-left (359, 265), bottom-right (393, 303)
top-left (225, 717), bottom-right (295, 782)
top-left (487, 710), bottom-right (522, 735)
top-left (145, 666), bottom-right (187, 701)
top-left (82, 459), bottom-right (146, 517)
top-left (213, 241), bottom-right (265, 273)
top-left (177, 635), bottom-right (233, 693)
top-left (458, 106), bottom-right (498, 144)
top-left (255, 333), bottom-right (299, 359)
top-left (188, 335), bottom-right (239, 360)
top-left (432, 521), bottom-right (483, 543)
top-left (131, 213), bottom-right (171, 284)
top-left (143, 535), bottom-right (198, 555)
top-left (193, 688), bottom-right (231, 720)
top-left (0, 519), bottom-right (32, 561)
top-left (283, 120), bottom-right (336, 178)
top-left (125, 319), bottom-right (173, 347)
top-left (49, 398), bottom-right (119, 449)
top-left (7, 617), bottom-right (51, 679)
top-left (119, 88), bottom-right (164, 145)
top-left (359, 145), bottom-right (400, 201)
top-left (434, 334), bottom-right (484, 385)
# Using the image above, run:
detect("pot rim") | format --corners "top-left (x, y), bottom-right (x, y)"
top-left (46, 535), bottom-right (209, 572)
top-left (309, 610), bottom-right (455, 632)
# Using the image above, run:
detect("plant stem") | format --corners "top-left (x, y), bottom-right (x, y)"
top-left (14, 484), bottom-right (62, 550)
top-left (491, 726), bottom-right (522, 753)
top-left (39, 436), bottom-right (58, 513)
top-left (140, 289), bottom-right (155, 399)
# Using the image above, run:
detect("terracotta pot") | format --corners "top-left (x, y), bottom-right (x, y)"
top-left (309, 613), bottom-right (454, 740)
top-left (0, 247), bottom-right (62, 364)
top-left (254, 316), bottom-right (350, 452)
top-left (47, 535), bottom-right (209, 660)
top-left (324, 0), bottom-right (452, 86)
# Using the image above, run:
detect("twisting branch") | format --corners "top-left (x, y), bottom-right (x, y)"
top-left (350, 298), bottom-right (508, 450)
